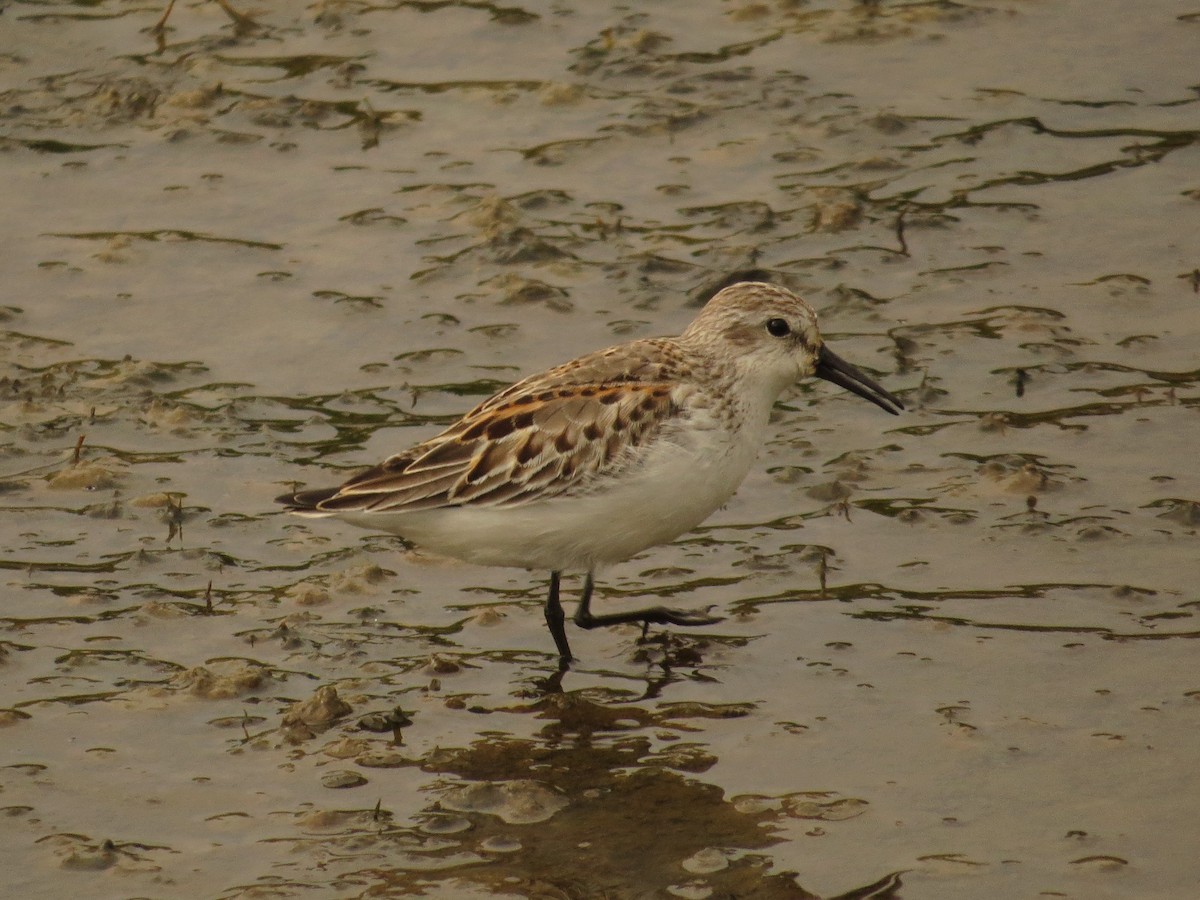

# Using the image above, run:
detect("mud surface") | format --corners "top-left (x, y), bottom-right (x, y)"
top-left (2, 2), bottom-right (1199, 898)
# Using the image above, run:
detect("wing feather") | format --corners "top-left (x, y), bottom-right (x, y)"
top-left (298, 379), bottom-right (680, 515)
top-left (278, 338), bottom-right (692, 516)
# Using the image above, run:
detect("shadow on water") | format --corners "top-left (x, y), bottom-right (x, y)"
top-left (223, 683), bottom-right (905, 900)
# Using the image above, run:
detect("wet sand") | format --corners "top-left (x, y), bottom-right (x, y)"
top-left (2, 1), bottom-right (1199, 897)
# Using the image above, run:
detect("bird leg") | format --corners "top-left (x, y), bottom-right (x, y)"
top-left (573, 572), bottom-right (724, 633)
top-left (543, 571), bottom-right (573, 663)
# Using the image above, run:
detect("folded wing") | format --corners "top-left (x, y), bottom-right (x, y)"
top-left (278, 339), bottom-right (690, 515)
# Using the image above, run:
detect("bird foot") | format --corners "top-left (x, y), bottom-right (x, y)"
top-left (575, 605), bottom-right (723, 631)
top-left (653, 607), bottom-right (725, 628)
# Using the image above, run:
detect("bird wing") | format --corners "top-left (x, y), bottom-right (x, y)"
top-left (299, 339), bottom-right (690, 514)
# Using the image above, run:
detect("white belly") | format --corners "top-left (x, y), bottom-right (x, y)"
top-left (338, 421), bottom-right (762, 572)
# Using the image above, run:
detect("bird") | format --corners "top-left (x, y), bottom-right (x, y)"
top-left (276, 281), bottom-right (904, 664)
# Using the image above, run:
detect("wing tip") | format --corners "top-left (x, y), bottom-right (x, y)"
top-left (275, 486), bottom-right (341, 512)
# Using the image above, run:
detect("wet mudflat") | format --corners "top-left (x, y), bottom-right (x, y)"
top-left (2, 1), bottom-right (1199, 898)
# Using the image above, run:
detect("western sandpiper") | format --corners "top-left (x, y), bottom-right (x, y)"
top-left (277, 282), bottom-right (903, 663)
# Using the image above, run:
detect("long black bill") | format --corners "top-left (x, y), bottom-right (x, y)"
top-left (814, 345), bottom-right (904, 415)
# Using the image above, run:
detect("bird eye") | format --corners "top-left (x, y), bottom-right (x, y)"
top-left (765, 318), bottom-right (791, 337)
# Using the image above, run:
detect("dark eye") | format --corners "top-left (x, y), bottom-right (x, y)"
top-left (765, 318), bottom-right (791, 337)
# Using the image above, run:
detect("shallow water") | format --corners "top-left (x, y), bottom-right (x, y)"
top-left (2, 1), bottom-right (1199, 898)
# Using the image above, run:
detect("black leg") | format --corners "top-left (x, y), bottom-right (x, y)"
top-left (573, 572), bottom-right (724, 632)
top-left (543, 571), bottom-right (573, 663)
